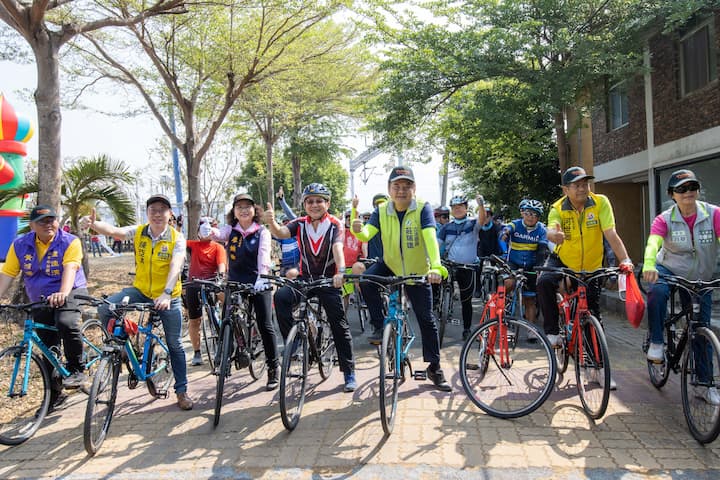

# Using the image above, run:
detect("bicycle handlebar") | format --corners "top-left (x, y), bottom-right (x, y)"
top-left (260, 274), bottom-right (335, 292)
top-left (343, 273), bottom-right (427, 288)
top-left (74, 294), bottom-right (156, 313)
top-left (656, 274), bottom-right (720, 297)
top-left (0, 298), bottom-right (49, 312)
top-left (535, 265), bottom-right (622, 285)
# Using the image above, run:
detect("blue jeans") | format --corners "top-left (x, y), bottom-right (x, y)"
top-left (98, 287), bottom-right (188, 394)
top-left (648, 264), bottom-right (713, 381)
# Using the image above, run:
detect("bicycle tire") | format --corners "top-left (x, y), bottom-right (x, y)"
top-left (145, 335), bottom-right (173, 399)
top-left (84, 354), bottom-right (120, 455)
top-left (575, 314), bottom-right (611, 419)
top-left (439, 284), bottom-right (452, 348)
top-left (202, 302), bottom-right (221, 370)
top-left (680, 326), bottom-right (720, 444)
top-left (317, 314), bottom-right (337, 380)
top-left (80, 318), bottom-right (110, 394)
top-left (379, 322), bottom-right (399, 435)
top-left (247, 320), bottom-right (267, 381)
top-left (214, 322), bottom-right (233, 427)
top-left (0, 347), bottom-right (51, 445)
top-left (279, 324), bottom-right (308, 431)
top-left (459, 318), bottom-right (556, 419)
top-left (556, 301), bottom-right (570, 374)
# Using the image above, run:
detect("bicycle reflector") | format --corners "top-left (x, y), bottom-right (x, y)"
top-left (123, 317), bottom-right (139, 336)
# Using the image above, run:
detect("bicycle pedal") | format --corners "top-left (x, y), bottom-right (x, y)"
top-left (413, 371), bottom-right (427, 381)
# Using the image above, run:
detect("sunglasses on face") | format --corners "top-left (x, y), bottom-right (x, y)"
top-left (521, 210), bottom-right (539, 218)
top-left (673, 183), bottom-right (699, 194)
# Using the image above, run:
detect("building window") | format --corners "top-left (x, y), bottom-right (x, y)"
top-left (608, 82), bottom-right (629, 130)
top-left (679, 20), bottom-right (717, 96)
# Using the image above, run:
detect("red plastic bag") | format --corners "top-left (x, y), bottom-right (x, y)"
top-left (624, 273), bottom-right (645, 328)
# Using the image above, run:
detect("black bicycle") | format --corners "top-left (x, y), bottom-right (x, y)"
top-left (261, 275), bottom-right (337, 431)
top-left (213, 280), bottom-right (267, 427)
top-left (639, 273), bottom-right (720, 443)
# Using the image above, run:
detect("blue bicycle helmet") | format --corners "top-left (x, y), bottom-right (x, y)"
top-left (519, 199), bottom-right (543, 216)
top-left (449, 195), bottom-right (468, 206)
top-left (301, 183), bottom-right (331, 201)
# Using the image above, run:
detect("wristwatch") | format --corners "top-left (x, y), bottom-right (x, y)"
top-left (163, 288), bottom-right (173, 295)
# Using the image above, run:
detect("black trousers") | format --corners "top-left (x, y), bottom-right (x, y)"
top-left (33, 287), bottom-right (88, 394)
top-left (537, 255), bottom-right (602, 335)
top-left (360, 261), bottom-right (441, 365)
top-left (248, 290), bottom-right (279, 370)
top-left (274, 284), bottom-right (354, 375)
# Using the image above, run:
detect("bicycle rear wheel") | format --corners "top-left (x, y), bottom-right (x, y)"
top-left (280, 324), bottom-right (308, 431)
top-left (379, 322), bottom-right (400, 435)
top-left (459, 318), bottom-right (556, 419)
top-left (145, 335), bottom-right (172, 399)
top-left (439, 284), bottom-right (452, 348)
top-left (575, 314), bottom-right (611, 419)
top-left (680, 326), bottom-right (720, 444)
top-left (202, 303), bottom-right (221, 370)
top-left (317, 316), bottom-right (337, 380)
top-left (555, 298), bottom-right (570, 374)
top-left (81, 319), bottom-right (110, 394)
top-left (84, 354), bottom-right (120, 455)
top-left (214, 322), bottom-right (233, 427)
top-left (0, 347), bottom-right (51, 445)
top-left (247, 320), bottom-right (266, 381)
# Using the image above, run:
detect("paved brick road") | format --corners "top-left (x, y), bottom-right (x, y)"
top-left (2, 298), bottom-right (720, 479)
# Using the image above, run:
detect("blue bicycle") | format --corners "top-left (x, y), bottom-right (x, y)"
top-left (347, 273), bottom-right (427, 435)
top-left (75, 295), bottom-right (172, 455)
top-left (0, 300), bottom-right (107, 445)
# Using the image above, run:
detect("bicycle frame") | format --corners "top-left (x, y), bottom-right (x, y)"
top-left (117, 318), bottom-right (168, 382)
top-left (384, 285), bottom-right (416, 376)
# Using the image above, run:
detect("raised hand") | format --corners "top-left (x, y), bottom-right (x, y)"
top-left (263, 202), bottom-right (276, 225)
top-left (276, 186), bottom-right (284, 200)
top-left (352, 194), bottom-right (359, 209)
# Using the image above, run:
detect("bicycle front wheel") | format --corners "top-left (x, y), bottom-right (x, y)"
top-left (0, 347), bottom-right (51, 445)
top-left (280, 324), bottom-right (308, 431)
top-left (214, 322), bottom-right (233, 427)
top-left (201, 303), bottom-right (221, 370)
top-left (575, 314), bottom-right (611, 419)
top-left (247, 320), bottom-right (266, 381)
top-left (681, 326), bottom-right (720, 444)
top-left (379, 322), bottom-right (400, 435)
top-left (84, 354), bottom-right (120, 455)
top-left (145, 335), bottom-right (172, 399)
top-left (459, 318), bottom-right (556, 419)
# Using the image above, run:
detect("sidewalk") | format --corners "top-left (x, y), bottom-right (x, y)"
top-left (2, 303), bottom-right (720, 479)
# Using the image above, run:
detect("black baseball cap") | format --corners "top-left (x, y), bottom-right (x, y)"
top-left (667, 169), bottom-right (700, 190)
top-left (29, 204), bottom-right (57, 222)
top-left (146, 194), bottom-right (172, 209)
top-left (388, 165), bottom-right (415, 183)
top-left (233, 193), bottom-right (255, 205)
top-left (561, 166), bottom-right (595, 186)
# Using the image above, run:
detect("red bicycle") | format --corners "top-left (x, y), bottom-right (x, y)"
top-left (536, 265), bottom-right (622, 419)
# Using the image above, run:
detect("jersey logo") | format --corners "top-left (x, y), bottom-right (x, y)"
top-left (305, 218), bottom-right (331, 256)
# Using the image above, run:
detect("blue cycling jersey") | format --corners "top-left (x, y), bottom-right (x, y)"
top-left (504, 219), bottom-right (548, 269)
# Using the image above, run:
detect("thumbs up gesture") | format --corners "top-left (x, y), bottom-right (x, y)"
top-left (263, 202), bottom-right (275, 225)
top-left (79, 208), bottom-right (96, 231)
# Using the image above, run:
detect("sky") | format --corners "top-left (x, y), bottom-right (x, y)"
top-left (1, 60), bottom-right (464, 217)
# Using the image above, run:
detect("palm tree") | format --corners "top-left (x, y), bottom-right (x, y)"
top-left (0, 154), bottom-right (136, 277)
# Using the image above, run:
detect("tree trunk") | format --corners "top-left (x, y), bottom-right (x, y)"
top-left (291, 137), bottom-right (302, 211)
top-left (32, 32), bottom-right (63, 209)
top-left (554, 111), bottom-right (569, 172)
top-left (264, 117), bottom-right (275, 208)
top-left (186, 152), bottom-right (202, 241)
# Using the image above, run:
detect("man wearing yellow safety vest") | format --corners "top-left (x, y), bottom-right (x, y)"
top-left (537, 167), bottom-right (633, 390)
top-left (82, 194), bottom-right (192, 410)
top-left (352, 166), bottom-right (452, 392)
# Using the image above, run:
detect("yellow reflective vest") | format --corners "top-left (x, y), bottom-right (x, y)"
top-left (379, 198), bottom-right (431, 275)
top-left (133, 225), bottom-right (182, 298)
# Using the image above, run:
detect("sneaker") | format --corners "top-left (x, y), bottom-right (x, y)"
top-left (62, 371), bottom-right (87, 389)
top-left (462, 329), bottom-right (471, 341)
top-left (546, 334), bottom-right (563, 348)
top-left (266, 368), bottom-right (279, 391)
top-left (176, 392), bottom-right (193, 410)
top-left (368, 327), bottom-right (383, 345)
top-left (702, 386), bottom-right (720, 406)
top-left (426, 366), bottom-right (452, 392)
top-left (646, 343), bottom-right (664, 363)
top-left (191, 351), bottom-right (204, 366)
top-left (344, 372), bottom-right (357, 392)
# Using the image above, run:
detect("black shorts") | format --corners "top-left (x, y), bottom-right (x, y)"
top-left (184, 284), bottom-right (203, 319)
top-left (507, 262), bottom-right (538, 297)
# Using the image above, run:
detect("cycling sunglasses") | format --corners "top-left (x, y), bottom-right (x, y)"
top-left (673, 183), bottom-right (700, 194)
